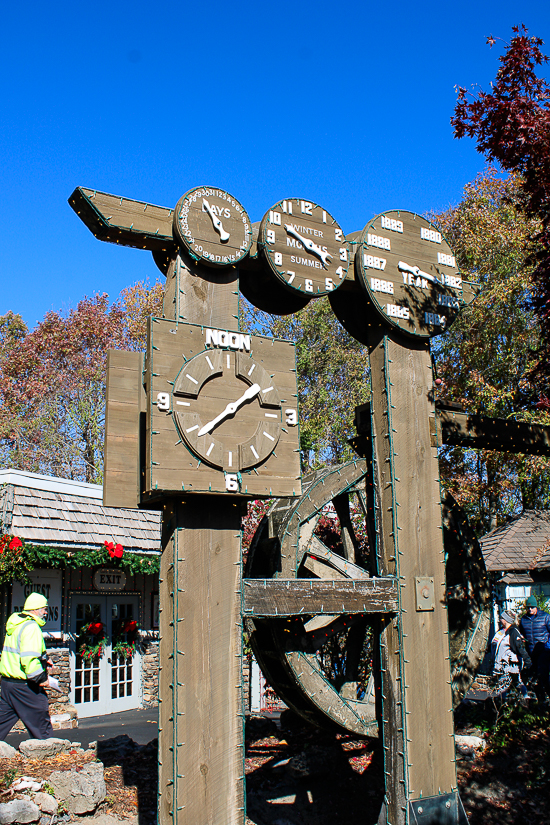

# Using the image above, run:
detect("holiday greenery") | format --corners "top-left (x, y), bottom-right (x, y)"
top-left (77, 621), bottom-right (107, 661)
top-left (111, 619), bottom-right (140, 660)
top-left (0, 534), bottom-right (160, 586)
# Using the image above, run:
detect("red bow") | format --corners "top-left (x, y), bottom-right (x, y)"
top-left (104, 541), bottom-right (124, 559)
top-left (87, 622), bottom-right (104, 636)
top-left (122, 620), bottom-right (138, 633)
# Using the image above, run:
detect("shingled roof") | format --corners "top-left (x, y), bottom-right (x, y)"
top-left (0, 470), bottom-right (161, 553)
top-left (480, 510), bottom-right (550, 572)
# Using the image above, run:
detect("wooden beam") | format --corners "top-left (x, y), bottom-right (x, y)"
top-left (353, 402), bottom-right (550, 458)
top-left (437, 408), bottom-right (550, 456)
top-left (68, 187), bottom-right (176, 253)
top-left (242, 577), bottom-right (398, 617)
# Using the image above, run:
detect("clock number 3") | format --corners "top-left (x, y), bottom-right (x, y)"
top-left (285, 409), bottom-right (298, 426)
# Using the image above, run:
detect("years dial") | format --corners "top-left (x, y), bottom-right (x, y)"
top-left (258, 198), bottom-right (350, 296)
top-left (356, 210), bottom-right (463, 338)
top-left (172, 348), bottom-right (290, 472)
top-left (173, 186), bottom-right (252, 267)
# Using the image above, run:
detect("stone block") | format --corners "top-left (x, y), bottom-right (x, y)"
top-left (0, 801), bottom-right (41, 824)
top-left (48, 762), bottom-right (106, 814)
top-left (18, 739), bottom-right (71, 759)
top-left (32, 795), bottom-right (56, 816)
top-left (0, 742), bottom-right (17, 758)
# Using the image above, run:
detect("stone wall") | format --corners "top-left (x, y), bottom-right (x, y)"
top-left (142, 638), bottom-right (159, 706)
top-left (47, 646), bottom-right (71, 706)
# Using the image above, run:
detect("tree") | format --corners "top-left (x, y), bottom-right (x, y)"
top-left (241, 297), bottom-right (370, 471)
top-left (432, 170), bottom-right (550, 533)
top-left (451, 25), bottom-right (550, 382)
top-left (0, 296), bottom-right (130, 483)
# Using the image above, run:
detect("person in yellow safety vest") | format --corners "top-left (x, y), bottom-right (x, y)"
top-left (0, 592), bottom-right (54, 741)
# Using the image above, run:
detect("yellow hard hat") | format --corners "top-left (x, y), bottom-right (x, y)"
top-left (23, 593), bottom-right (48, 611)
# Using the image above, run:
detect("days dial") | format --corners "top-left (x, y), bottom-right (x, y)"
top-left (173, 186), bottom-right (252, 267)
top-left (258, 198), bottom-right (350, 296)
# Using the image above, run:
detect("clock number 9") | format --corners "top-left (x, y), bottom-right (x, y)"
top-left (266, 229), bottom-right (276, 243)
top-left (285, 409), bottom-right (298, 426)
top-left (225, 473), bottom-right (240, 492)
top-left (157, 392), bottom-right (171, 411)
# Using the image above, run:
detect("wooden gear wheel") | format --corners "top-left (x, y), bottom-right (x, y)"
top-left (245, 460), bottom-right (491, 736)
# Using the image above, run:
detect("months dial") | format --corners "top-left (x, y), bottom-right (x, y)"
top-left (171, 349), bottom-right (293, 471)
top-left (258, 198), bottom-right (350, 296)
top-left (356, 210), bottom-right (463, 338)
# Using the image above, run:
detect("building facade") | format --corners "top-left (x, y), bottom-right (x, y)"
top-left (0, 470), bottom-right (161, 723)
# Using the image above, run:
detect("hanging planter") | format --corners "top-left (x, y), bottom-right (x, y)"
top-left (77, 621), bottom-right (107, 661)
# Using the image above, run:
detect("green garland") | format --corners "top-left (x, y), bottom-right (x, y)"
top-left (0, 535), bottom-right (160, 586)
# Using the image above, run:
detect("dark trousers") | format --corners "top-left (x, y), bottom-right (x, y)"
top-left (0, 678), bottom-right (54, 740)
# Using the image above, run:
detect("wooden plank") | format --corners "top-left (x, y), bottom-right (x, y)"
top-left (159, 499), bottom-right (243, 825)
top-left (356, 402), bottom-right (550, 457)
top-left (69, 187), bottom-right (175, 252)
top-left (369, 331), bottom-right (457, 822)
top-left (437, 408), bottom-right (550, 456)
top-left (242, 577), bottom-right (398, 616)
top-left (157, 257), bottom-right (246, 825)
top-left (103, 350), bottom-right (144, 509)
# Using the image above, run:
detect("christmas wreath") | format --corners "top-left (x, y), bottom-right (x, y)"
top-left (77, 621), bottom-right (107, 661)
top-left (111, 618), bottom-right (141, 660)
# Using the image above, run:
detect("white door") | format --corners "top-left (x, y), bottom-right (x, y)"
top-left (69, 594), bottom-right (142, 718)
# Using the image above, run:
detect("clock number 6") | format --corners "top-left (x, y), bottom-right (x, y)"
top-left (225, 473), bottom-right (240, 492)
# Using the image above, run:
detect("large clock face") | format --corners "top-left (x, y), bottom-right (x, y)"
top-left (146, 320), bottom-right (302, 498)
top-left (356, 210), bottom-right (463, 338)
top-left (173, 186), bottom-right (252, 267)
top-left (258, 198), bottom-right (350, 296)
top-left (172, 348), bottom-right (285, 472)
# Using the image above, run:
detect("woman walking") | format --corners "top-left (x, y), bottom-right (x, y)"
top-left (491, 609), bottom-right (532, 704)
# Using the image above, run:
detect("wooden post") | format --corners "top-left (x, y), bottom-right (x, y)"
top-left (369, 330), bottom-right (458, 824)
top-left (157, 252), bottom-right (245, 825)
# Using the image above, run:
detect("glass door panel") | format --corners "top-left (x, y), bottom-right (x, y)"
top-left (71, 599), bottom-right (107, 717)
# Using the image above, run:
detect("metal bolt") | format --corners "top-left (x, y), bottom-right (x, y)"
top-left (418, 806), bottom-right (423, 814)
top-left (446, 801), bottom-right (451, 809)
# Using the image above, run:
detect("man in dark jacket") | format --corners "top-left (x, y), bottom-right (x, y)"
top-left (520, 595), bottom-right (550, 701)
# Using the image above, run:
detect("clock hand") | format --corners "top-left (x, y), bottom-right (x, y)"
top-left (284, 224), bottom-right (333, 268)
top-left (202, 199), bottom-right (230, 243)
top-left (197, 383), bottom-right (261, 437)
top-left (398, 260), bottom-right (441, 286)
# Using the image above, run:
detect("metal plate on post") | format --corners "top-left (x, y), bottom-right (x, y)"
top-left (409, 791), bottom-right (469, 824)
top-left (415, 576), bottom-right (435, 611)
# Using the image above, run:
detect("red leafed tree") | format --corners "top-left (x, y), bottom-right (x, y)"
top-left (451, 25), bottom-right (550, 381)
top-left (0, 295), bottom-right (130, 483)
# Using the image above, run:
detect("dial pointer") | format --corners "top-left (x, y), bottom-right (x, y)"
top-left (284, 224), bottom-right (333, 268)
top-left (398, 260), bottom-right (441, 286)
top-left (197, 383), bottom-right (261, 437)
top-left (203, 198), bottom-right (231, 243)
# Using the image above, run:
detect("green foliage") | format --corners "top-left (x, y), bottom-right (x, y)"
top-left (241, 297), bottom-right (370, 470)
top-left (2, 769), bottom-right (17, 789)
top-left (432, 170), bottom-right (550, 533)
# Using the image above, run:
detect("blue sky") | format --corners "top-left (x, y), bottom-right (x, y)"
top-left (2, 1), bottom-right (549, 328)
